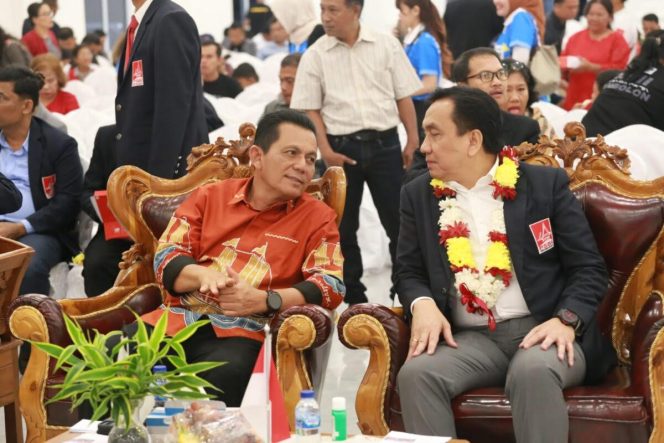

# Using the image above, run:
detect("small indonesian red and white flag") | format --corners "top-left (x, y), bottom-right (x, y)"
top-left (240, 325), bottom-right (290, 442)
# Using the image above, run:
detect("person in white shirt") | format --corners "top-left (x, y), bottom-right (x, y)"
top-left (611, 0), bottom-right (639, 60)
top-left (290, 0), bottom-right (422, 304)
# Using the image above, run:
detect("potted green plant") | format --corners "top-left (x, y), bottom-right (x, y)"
top-left (31, 312), bottom-right (223, 443)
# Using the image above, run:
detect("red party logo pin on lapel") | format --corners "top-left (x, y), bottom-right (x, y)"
top-left (41, 174), bottom-right (56, 199)
top-left (529, 218), bottom-right (554, 254)
top-left (131, 60), bottom-right (144, 87)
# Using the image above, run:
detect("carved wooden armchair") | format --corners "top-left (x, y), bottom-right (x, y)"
top-left (0, 238), bottom-right (34, 443)
top-left (9, 124), bottom-right (346, 442)
top-left (339, 123), bottom-right (664, 443)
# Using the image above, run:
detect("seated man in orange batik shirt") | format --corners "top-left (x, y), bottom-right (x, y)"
top-left (142, 109), bottom-right (345, 406)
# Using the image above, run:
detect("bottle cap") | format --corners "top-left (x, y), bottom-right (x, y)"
top-left (153, 365), bottom-right (167, 373)
top-left (300, 389), bottom-right (315, 399)
top-left (332, 397), bottom-right (346, 410)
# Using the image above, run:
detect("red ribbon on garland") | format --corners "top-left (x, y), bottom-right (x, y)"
top-left (459, 283), bottom-right (497, 331)
top-left (433, 186), bottom-right (457, 199)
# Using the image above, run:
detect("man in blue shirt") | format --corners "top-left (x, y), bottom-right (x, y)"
top-left (0, 66), bottom-right (82, 295)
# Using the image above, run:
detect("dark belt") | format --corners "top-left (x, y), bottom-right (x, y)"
top-left (329, 127), bottom-right (397, 143)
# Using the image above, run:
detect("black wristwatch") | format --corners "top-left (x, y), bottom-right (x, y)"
top-left (556, 309), bottom-right (583, 335)
top-left (266, 290), bottom-right (282, 314)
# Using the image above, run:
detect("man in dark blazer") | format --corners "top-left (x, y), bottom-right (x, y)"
top-left (80, 124), bottom-right (133, 297)
top-left (115, 0), bottom-right (208, 179)
top-left (0, 66), bottom-right (82, 295)
top-left (407, 47), bottom-right (539, 182)
top-left (0, 172), bottom-right (21, 214)
top-left (396, 87), bottom-right (613, 442)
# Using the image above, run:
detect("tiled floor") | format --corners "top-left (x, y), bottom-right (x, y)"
top-left (0, 266), bottom-right (395, 441)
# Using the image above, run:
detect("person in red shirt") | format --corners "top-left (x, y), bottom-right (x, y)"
top-left (560, 0), bottom-right (629, 110)
top-left (21, 2), bottom-right (60, 58)
top-left (31, 53), bottom-right (79, 115)
top-left (141, 109), bottom-right (346, 406)
top-left (67, 45), bottom-right (94, 81)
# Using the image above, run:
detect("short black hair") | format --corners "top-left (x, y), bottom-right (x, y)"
top-left (0, 66), bottom-right (45, 111)
top-left (232, 63), bottom-right (259, 81)
top-left (201, 40), bottom-right (222, 57)
top-left (452, 47), bottom-right (501, 82)
top-left (92, 29), bottom-right (106, 38)
top-left (81, 33), bottom-right (101, 46)
top-left (281, 52), bottom-right (302, 69)
top-left (229, 22), bottom-right (245, 31)
top-left (346, 0), bottom-right (364, 10)
top-left (255, 109), bottom-right (316, 152)
top-left (428, 86), bottom-right (503, 154)
top-left (57, 27), bottom-right (74, 40)
top-left (584, 0), bottom-right (613, 18)
top-left (643, 13), bottom-right (659, 24)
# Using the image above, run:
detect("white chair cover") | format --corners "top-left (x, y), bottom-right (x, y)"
top-left (235, 82), bottom-right (279, 107)
top-left (84, 66), bottom-right (118, 97)
top-left (62, 80), bottom-right (96, 107)
top-left (226, 52), bottom-right (265, 73)
top-left (259, 52), bottom-right (287, 86)
top-left (604, 124), bottom-right (664, 181)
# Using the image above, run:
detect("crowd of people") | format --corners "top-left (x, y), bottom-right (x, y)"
top-left (1, 0), bottom-right (664, 440)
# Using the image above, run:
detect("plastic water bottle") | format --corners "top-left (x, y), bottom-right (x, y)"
top-left (295, 390), bottom-right (321, 442)
top-left (152, 365), bottom-right (167, 408)
top-left (331, 397), bottom-right (347, 441)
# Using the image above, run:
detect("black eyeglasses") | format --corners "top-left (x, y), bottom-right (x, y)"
top-left (465, 68), bottom-right (508, 83)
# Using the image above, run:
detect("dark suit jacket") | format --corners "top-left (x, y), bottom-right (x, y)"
top-left (444, 0), bottom-right (503, 59)
top-left (502, 110), bottom-right (540, 146)
top-left (396, 163), bottom-right (615, 383)
top-left (115, 0), bottom-right (208, 179)
top-left (26, 118), bottom-right (83, 254)
top-left (0, 172), bottom-right (21, 214)
top-left (81, 125), bottom-right (117, 223)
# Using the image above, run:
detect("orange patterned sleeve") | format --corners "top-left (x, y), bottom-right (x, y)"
top-left (299, 213), bottom-right (345, 310)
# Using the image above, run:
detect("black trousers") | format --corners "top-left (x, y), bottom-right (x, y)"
top-left (83, 230), bottom-right (133, 296)
top-left (403, 99), bottom-right (431, 184)
top-left (327, 128), bottom-right (403, 304)
top-left (122, 322), bottom-right (262, 407)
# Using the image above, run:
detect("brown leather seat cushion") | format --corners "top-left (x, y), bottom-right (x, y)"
top-left (452, 367), bottom-right (649, 443)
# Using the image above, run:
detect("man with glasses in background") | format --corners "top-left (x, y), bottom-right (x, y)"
top-left (451, 48), bottom-right (540, 147)
top-left (408, 48), bottom-right (539, 182)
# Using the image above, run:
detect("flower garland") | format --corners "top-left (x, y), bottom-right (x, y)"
top-left (431, 148), bottom-right (519, 330)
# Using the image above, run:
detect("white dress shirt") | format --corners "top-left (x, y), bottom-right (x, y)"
top-left (412, 162), bottom-right (531, 328)
top-left (133, 0), bottom-right (155, 35)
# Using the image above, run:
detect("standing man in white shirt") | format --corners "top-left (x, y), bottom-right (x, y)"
top-left (290, 0), bottom-right (422, 304)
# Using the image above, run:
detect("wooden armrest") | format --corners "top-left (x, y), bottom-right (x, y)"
top-left (629, 291), bottom-right (664, 433)
top-left (271, 304), bottom-right (334, 431)
top-left (338, 303), bottom-right (411, 436)
top-left (9, 284), bottom-right (162, 345)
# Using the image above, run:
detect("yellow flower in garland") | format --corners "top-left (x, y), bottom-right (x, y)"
top-left (494, 157), bottom-right (519, 189)
top-left (485, 241), bottom-right (511, 271)
top-left (445, 237), bottom-right (476, 269)
top-left (430, 178), bottom-right (445, 189)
